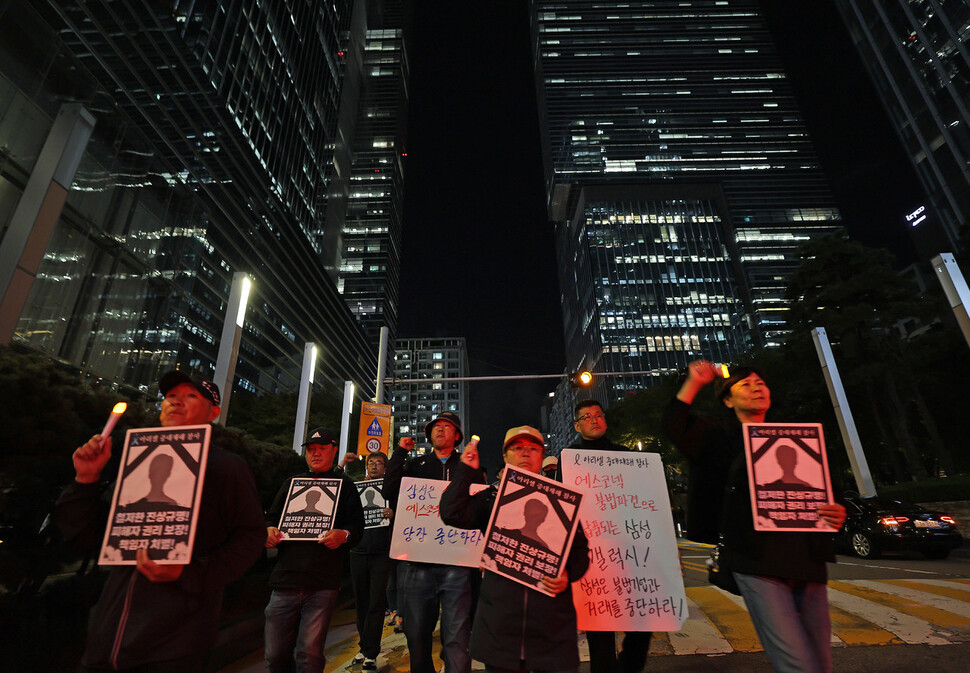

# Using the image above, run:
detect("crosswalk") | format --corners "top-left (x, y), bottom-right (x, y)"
top-left (220, 577), bottom-right (970, 672)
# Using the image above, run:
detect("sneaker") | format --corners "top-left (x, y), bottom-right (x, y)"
top-left (362, 658), bottom-right (377, 670)
top-left (352, 653), bottom-right (365, 663)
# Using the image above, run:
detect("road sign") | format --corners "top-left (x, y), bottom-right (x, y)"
top-left (357, 401), bottom-right (392, 457)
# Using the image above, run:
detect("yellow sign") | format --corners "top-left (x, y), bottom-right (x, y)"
top-left (357, 401), bottom-right (392, 457)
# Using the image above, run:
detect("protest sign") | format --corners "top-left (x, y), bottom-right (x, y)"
top-left (100, 424), bottom-right (210, 565)
top-left (357, 478), bottom-right (390, 529)
top-left (561, 449), bottom-right (686, 632)
top-left (481, 465), bottom-right (583, 596)
top-left (742, 423), bottom-right (834, 532)
top-left (389, 477), bottom-right (485, 567)
top-left (277, 478), bottom-right (343, 540)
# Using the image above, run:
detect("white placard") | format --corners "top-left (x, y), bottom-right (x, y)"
top-left (357, 478), bottom-right (390, 529)
top-left (100, 425), bottom-right (210, 565)
top-left (561, 449), bottom-right (687, 632)
top-left (389, 477), bottom-right (485, 567)
top-left (277, 478), bottom-right (343, 540)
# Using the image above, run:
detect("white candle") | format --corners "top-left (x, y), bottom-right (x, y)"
top-left (99, 402), bottom-right (127, 449)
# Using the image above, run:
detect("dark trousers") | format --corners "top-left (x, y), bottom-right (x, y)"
top-left (586, 631), bottom-right (652, 673)
top-left (350, 551), bottom-right (391, 659)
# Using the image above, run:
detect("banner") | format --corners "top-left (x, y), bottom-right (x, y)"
top-left (741, 423), bottom-right (834, 532)
top-left (357, 401), bottom-right (392, 457)
top-left (100, 424), bottom-right (210, 565)
top-left (389, 477), bottom-right (485, 567)
top-left (561, 449), bottom-right (687, 632)
top-left (481, 466), bottom-right (583, 596)
top-left (276, 478), bottom-right (343, 540)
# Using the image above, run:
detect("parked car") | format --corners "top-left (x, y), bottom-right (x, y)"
top-left (837, 492), bottom-right (963, 560)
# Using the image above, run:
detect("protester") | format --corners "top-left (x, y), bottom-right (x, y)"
top-left (349, 451), bottom-right (394, 670)
top-left (55, 371), bottom-right (265, 673)
top-left (263, 427), bottom-right (365, 673)
top-left (441, 425), bottom-right (590, 673)
top-left (568, 399), bottom-right (653, 673)
top-left (383, 412), bottom-right (484, 673)
top-left (540, 455), bottom-right (558, 479)
top-left (662, 361), bottom-right (847, 673)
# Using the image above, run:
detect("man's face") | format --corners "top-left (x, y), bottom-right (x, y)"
top-left (366, 455), bottom-right (387, 479)
top-left (305, 442), bottom-right (337, 472)
top-left (574, 404), bottom-right (607, 441)
top-left (429, 421), bottom-right (458, 451)
top-left (503, 438), bottom-right (544, 474)
top-left (160, 382), bottom-right (220, 427)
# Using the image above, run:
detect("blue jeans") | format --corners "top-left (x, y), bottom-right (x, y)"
top-left (400, 562), bottom-right (473, 673)
top-left (733, 572), bottom-right (831, 673)
top-left (264, 587), bottom-right (339, 673)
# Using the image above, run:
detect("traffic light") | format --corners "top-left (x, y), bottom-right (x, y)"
top-left (570, 370), bottom-right (593, 387)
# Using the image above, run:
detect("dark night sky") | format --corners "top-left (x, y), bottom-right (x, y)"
top-left (394, 1), bottom-right (927, 470)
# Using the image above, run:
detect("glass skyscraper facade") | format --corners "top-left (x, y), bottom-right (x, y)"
top-left (531, 0), bottom-right (842, 407)
top-left (390, 337), bottom-right (469, 455)
top-left (836, 0), bottom-right (969, 256)
top-left (0, 0), bottom-right (408, 401)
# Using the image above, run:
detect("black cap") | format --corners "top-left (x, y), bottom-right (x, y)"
top-left (159, 370), bottom-right (221, 406)
top-left (424, 411), bottom-right (463, 444)
top-left (302, 427), bottom-right (338, 446)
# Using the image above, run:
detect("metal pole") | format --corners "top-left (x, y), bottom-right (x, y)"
top-left (812, 327), bottom-right (876, 497)
top-left (292, 342), bottom-right (317, 454)
top-left (375, 326), bottom-right (389, 404)
top-left (931, 253), bottom-right (970, 350)
top-left (339, 381), bottom-right (355, 463)
top-left (213, 273), bottom-right (251, 424)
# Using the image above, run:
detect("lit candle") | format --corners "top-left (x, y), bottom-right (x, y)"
top-left (720, 364), bottom-right (730, 378)
top-left (99, 402), bottom-right (127, 450)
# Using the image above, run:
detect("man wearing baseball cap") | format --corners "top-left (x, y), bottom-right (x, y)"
top-left (383, 411), bottom-right (484, 673)
top-left (440, 426), bottom-right (590, 673)
top-left (263, 426), bottom-right (364, 673)
top-left (55, 370), bottom-right (265, 673)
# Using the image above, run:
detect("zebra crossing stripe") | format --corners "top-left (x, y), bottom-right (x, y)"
top-left (663, 595), bottom-right (734, 654)
top-left (865, 580), bottom-right (970, 620)
top-left (828, 602), bottom-right (903, 646)
top-left (829, 580), bottom-right (970, 628)
top-left (686, 586), bottom-right (763, 652)
top-left (826, 582), bottom-right (951, 645)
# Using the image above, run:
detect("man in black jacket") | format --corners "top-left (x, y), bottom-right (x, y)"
top-left (570, 399), bottom-right (653, 673)
top-left (264, 427), bottom-right (365, 673)
top-left (56, 371), bottom-right (266, 673)
top-left (383, 411), bottom-right (483, 673)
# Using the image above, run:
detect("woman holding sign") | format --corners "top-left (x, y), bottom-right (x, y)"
top-left (662, 362), bottom-right (847, 673)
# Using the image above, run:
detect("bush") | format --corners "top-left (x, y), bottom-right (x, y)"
top-left (877, 474), bottom-right (970, 502)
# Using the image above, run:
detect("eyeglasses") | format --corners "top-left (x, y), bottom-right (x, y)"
top-left (506, 444), bottom-right (543, 456)
top-left (576, 413), bottom-right (605, 423)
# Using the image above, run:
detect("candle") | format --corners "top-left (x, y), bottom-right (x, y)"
top-left (99, 402), bottom-right (127, 450)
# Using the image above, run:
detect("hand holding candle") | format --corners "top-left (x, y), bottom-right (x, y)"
top-left (99, 402), bottom-right (127, 451)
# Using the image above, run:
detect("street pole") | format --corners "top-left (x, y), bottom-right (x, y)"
top-left (339, 381), bottom-right (355, 463)
top-left (213, 272), bottom-right (251, 424)
top-left (931, 253), bottom-right (970, 350)
top-left (292, 342), bottom-right (317, 454)
top-left (812, 327), bottom-right (876, 497)
top-left (375, 326), bottom-right (389, 404)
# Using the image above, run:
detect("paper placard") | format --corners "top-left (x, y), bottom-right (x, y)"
top-left (99, 425), bottom-right (210, 565)
top-left (389, 477), bottom-right (485, 567)
top-left (481, 465), bottom-right (583, 595)
top-left (357, 478), bottom-right (390, 529)
top-left (277, 478), bottom-right (343, 540)
top-left (742, 423), bottom-right (834, 532)
top-left (561, 449), bottom-right (687, 632)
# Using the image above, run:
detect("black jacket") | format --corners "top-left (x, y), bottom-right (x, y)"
top-left (266, 468), bottom-right (364, 590)
top-left (661, 397), bottom-right (835, 583)
top-left (55, 445), bottom-right (266, 670)
top-left (383, 446), bottom-right (483, 511)
top-left (440, 462), bottom-right (590, 671)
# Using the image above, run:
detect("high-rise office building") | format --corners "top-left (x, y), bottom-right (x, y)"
top-left (836, 0), bottom-right (969, 258)
top-left (0, 1), bottom-right (409, 401)
top-left (390, 337), bottom-right (469, 455)
top-left (531, 0), bottom-right (842, 413)
top-left (335, 0), bottom-right (410, 344)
